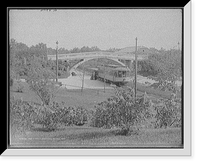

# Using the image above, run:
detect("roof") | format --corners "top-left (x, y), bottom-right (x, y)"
top-left (113, 67), bottom-right (130, 71)
top-left (97, 65), bottom-right (130, 71)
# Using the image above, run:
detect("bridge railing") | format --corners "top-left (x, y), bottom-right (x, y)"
top-left (47, 51), bottom-right (149, 60)
top-left (48, 51), bottom-right (113, 57)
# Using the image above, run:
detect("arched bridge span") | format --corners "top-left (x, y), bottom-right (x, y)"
top-left (47, 51), bottom-right (148, 72)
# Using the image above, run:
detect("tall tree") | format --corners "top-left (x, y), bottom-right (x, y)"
top-left (29, 43), bottom-right (48, 60)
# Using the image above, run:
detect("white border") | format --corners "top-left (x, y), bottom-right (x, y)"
top-left (3, 3), bottom-right (191, 156)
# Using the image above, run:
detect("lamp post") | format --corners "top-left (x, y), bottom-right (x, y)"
top-left (56, 41), bottom-right (58, 82)
top-left (134, 37), bottom-right (138, 101)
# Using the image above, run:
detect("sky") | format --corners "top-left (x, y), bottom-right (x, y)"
top-left (9, 9), bottom-right (182, 50)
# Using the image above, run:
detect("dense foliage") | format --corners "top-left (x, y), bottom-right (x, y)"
top-left (151, 50), bottom-right (182, 81)
top-left (154, 96), bottom-right (182, 128)
top-left (10, 98), bottom-right (89, 133)
top-left (10, 98), bottom-right (37, 134)
top-left (91, 88), bottom-right (150, 130)
top-left (137, 49), bottom-right (182, 96)
top-left (138, 49), bottom-right (182, 80)
top-left (91, 87), bottom-right (181, 134)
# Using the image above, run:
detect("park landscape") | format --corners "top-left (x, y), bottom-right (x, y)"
top-left (9, 9), bottom-right (183, 148)
top-left (9, 39), bottom-right (182, 148)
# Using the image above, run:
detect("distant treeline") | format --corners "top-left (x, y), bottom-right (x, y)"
top-left (9, 38), bottom-right (120, 58)
top-left (47, 46), bottom-right (121, 55)
top-left (9, 39), bottom-right (121, 79)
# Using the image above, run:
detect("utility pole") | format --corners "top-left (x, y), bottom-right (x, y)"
top-left (103, 63), bottom-right (106, 93)
top-left (134, 37), bottom-right (138, 101)
top-left (56, 41), bottom-right (58, 82)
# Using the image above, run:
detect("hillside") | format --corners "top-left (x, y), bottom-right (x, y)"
top-left (114, 46), bottom-right (160, 55)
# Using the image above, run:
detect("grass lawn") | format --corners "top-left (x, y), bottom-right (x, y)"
top-left (10, 75), bottom-right (181, 109)
top-left (10, 80), bottom-right (115, 109)
top-left (126, 82), bottom-right (181, 99)
top-left (10, 126), bottom-right (182, 148)
top-left (9, 79), bottom-right (182, 148)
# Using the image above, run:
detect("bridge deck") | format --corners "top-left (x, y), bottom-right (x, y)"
top-left (47, 51), bottom-right (148, 61)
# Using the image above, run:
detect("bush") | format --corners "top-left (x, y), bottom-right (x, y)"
top-left (90, 87), bottom-right (182, 135)
top-left (153, 97), bottom-right (181, 128)
top-left (30, 102), bottom-right (89, 130)
top-left (10, 99), bottom-right (90, 133)
top-left (33, 106), bottom-right (60, 130)
top-left (70, 106), bottom-right (88, 126)
top-left (90, 88), bottom-right (151, 131)
top-left (10, 98), bottom-right (36, 135)
top-left (10, 98), bottom-right (61, 133)
top-left (51, 102), bottom-right (89, 126)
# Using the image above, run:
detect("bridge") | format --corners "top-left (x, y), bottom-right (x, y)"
top-left (47, 51), bottom-right (148, 60)
top-left (47, 51), bottom-right (149, 71)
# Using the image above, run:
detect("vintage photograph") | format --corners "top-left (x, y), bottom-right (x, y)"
top-left (9, 8), bottom-right (183, 149)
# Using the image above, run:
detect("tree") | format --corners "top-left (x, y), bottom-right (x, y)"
top-left (146, 50), bottom-right (182, 94)
top-left (148, 50), bottom-right (182, 82)
top-left (91, 46), bottom-right (101, 52)
top-left (26, 56), bottom-right (56, 106)
top-left (106, 47), bottom-right (120, 52)
top-left (70, 47), bottom-right (80, 53)
top-left (58, 47), bottom-right (69, 54)
top-left (9, 39), bottom-right (30, 79)
top-left (29, 43), bottom-right (48, 60)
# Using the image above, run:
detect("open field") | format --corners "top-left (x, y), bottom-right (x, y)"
top-left (10, 126), bottom-right (182, 148)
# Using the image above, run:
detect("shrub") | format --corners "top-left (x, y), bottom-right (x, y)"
top-left (153, 97), bottom-right (182, 128)
top-left (70, 106), bottom-right (88, 126)
top-left (90, 87), bottom-right (182, 135)
top-left (10, 98), bottom-right (58, 133)
top-left (52, 103), bottom-right (89, 126)
top-left (34, 101), bottom-right (89, 129)
top-left (10, 99), bottom-right (90, 133)
top-left (90, 87), bottom-right (151, 132)
top-left (10, 98), bottom-right (36, 135)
